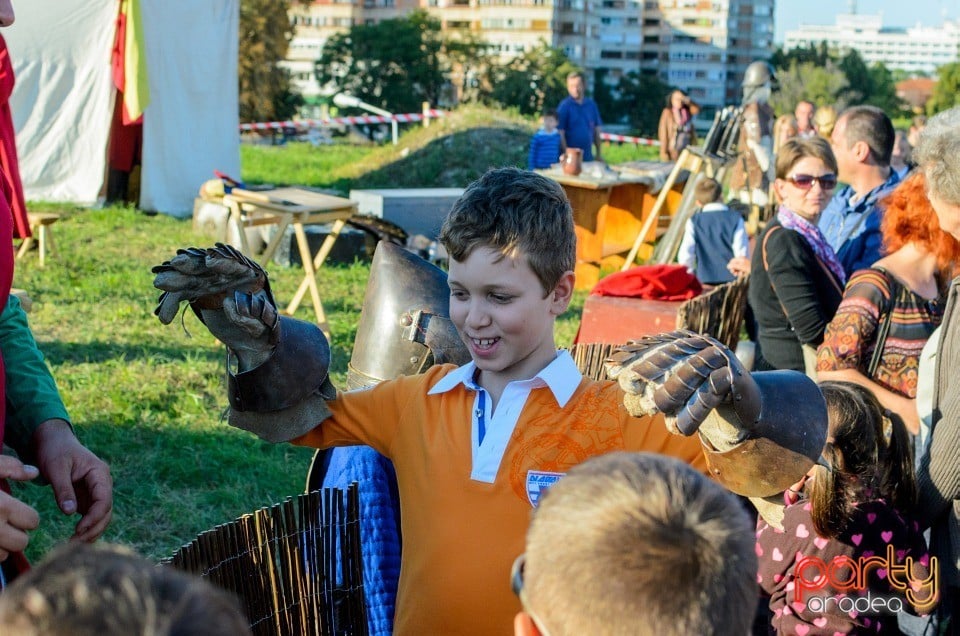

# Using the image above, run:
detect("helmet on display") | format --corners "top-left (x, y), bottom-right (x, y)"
top-left (741, 60), bottom-right (777, 89)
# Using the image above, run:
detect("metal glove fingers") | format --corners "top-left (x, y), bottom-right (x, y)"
top-left (673, 364), bottom-right (734, 435)
top-left (151, 246), bottom-right (210, 276)
top-left (153, 249), bottom-right (211, 323)
top-left (630, 335), bottom-right (715, 385)
top-left (604, 330), bottom-right (703, 387)
top-left (605, 330), bottom-right (711, 419)
top-left (651, 343), bottom-right (731, 415)
top-left (223, 290), bottom-right (279, 340)
top-left (152, 244), bottom-right (272, 324)
top-left (154, 290), bottom-right (185, 325)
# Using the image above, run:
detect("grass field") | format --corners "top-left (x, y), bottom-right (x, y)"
top-left (10, 109), bottom-right (658, 562)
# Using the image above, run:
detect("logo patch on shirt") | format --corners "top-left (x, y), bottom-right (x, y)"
top-left (526, 471), bottom-right (565, 507)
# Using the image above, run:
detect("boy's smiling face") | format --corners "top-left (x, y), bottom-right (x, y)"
top-left (447, 246), bottom-right (573, 393)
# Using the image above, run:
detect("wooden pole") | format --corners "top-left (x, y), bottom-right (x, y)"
top-left (621, 148), bottom-right (702, 270)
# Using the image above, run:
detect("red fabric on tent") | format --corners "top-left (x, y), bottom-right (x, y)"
top-left (108, 3), bottom-right (142, 172)
top-left (0, 34), bottom-right (30, 239)
top-left (590, 264), bottom-right (702, 301)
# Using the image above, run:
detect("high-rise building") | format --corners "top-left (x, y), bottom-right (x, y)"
top-left (639, 1), bottom-right (774, 115)
top-left (784, 14), bottom-right (960, 75)
top-left (285, 0), bottom-right (775, 121)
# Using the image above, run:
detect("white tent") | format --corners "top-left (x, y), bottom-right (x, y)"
top-left (4, 0), bottom-right (240, 218)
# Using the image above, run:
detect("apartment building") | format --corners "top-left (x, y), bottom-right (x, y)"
top-left (286, 0), bottom-right (775, 119)
top-left (784, 14), bottom-right (960, 75)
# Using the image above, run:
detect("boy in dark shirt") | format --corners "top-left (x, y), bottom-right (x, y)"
top-left (677, 177), bottom-right (749, 285)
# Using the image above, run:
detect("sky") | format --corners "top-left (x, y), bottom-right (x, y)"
top-left (775, 0), bottom-right (959, 44)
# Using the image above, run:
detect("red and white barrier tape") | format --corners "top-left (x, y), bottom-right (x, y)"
top-left (239, 110), bottom-right (447, 132)
top-left (600, 132), bottom-right (660, 146)
top-left (239, 113), bottom-right (659, 147)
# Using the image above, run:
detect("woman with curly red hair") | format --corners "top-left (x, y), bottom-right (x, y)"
top-left (817, 171), bottom-right (960, 434)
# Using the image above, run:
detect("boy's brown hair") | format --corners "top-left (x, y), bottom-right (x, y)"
top-left (439, 167), bottom-right (576, 295)
top-left (521, 452), bottom-right (757, 636)
top-left (0, 542), bottom-right (252, 636)
top-left (693, 177), bottom-right (723, 205)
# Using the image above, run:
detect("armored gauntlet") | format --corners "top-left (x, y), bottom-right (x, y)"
top-left (153, 243), bottom-right (335, 442)
top-left (605, 330), bottom-right (827, 497)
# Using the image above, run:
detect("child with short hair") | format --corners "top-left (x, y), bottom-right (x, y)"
top-left (527, 110), bottom-right (562, 170)
top-left (286, 168), bottom-right (706, 634)
top-left (756, 381), bottom-right (933, 635)
top-left (513, 451), bottom-right (757, 636)
top-left (677, 176), bottom-right (749, 285)
top-left (0, 542), bottom-right (252, 636)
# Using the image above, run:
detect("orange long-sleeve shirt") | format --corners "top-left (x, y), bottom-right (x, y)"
top-left (295, 363), bottom-right (706, 635)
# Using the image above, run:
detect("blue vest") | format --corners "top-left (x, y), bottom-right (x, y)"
top-left (691, 208), bottom-right (742, 284)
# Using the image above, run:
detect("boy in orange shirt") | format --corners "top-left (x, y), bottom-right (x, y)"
top-left (153, 167), bottom-right (827, 635)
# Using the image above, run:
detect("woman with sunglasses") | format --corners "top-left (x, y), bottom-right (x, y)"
top-left (748, 136), bottom-right (845, 373)
top-left (816, 172), bottom-right (959, 436)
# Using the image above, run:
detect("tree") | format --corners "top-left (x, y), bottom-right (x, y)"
top-left (771, 41), bottom-right (832, 70)
top-left (314, 11), bottom-right (446, 114)
top-left (440, 32), bottom-right (496, 105)
top-left (483, 43), bottom-right (577, 116)
top-left (928, 62), bottom-right (960, 115)
top-left (239, 0), bottom-right (302, 122)
top-left (837, 49), bottom-right (871, 105)
top-left (770, 61), bottom-right (849, 115)
top-left (771, 44), bottom-right (902, 117)
top-left (865, 62), bottom-right (902, 115)
top-left (614, 71), bottom-right (672, 136)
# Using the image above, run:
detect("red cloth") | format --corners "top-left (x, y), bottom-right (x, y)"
top-left (108, 3), bottom-right (142, 171)
top-left (0, 141), bottom-right (27, 582)
top-left (590, 264), bottom-right (702, 301)
top-left (0, 34), bottom-right (30, 239)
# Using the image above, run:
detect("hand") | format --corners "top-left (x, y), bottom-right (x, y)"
top-left (604, 330), bottom-right (760, 436)
top-left (31, 420), bottom-right (113, 543)
top-left (153, 243), bottom-right (279, 370)
top-left (0, 456), bottom-right (41, 561)
top-left (727, 256), bottom-right (751, 277)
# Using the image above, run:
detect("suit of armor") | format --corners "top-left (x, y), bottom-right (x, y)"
top-left (728, 61), bottom-right (776, 208)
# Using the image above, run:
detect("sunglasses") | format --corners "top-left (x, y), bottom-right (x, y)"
top-left (511, 554), bottom-right (553, 635)
top-left (785, 173), bottom-right (838, 190)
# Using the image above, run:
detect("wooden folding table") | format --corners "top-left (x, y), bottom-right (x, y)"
top-left (221, 187), bottom-right (358, 337)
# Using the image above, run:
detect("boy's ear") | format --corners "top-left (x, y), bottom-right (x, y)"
top-left (514, 612), bottom-right (542, 636)
top-left (550, 270), bottom-right (576, 314)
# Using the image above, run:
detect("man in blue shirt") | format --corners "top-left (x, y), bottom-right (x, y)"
top-left (818, 105), bottom-right (899, 278)
top-left (557, 72), bottom-right (603, 162)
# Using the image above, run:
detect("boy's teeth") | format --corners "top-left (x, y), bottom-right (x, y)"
top-left (474, 338), bottom-right (496, 346)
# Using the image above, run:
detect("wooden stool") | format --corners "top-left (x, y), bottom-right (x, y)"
top-left (16, 213), bottom-right (60, 267)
